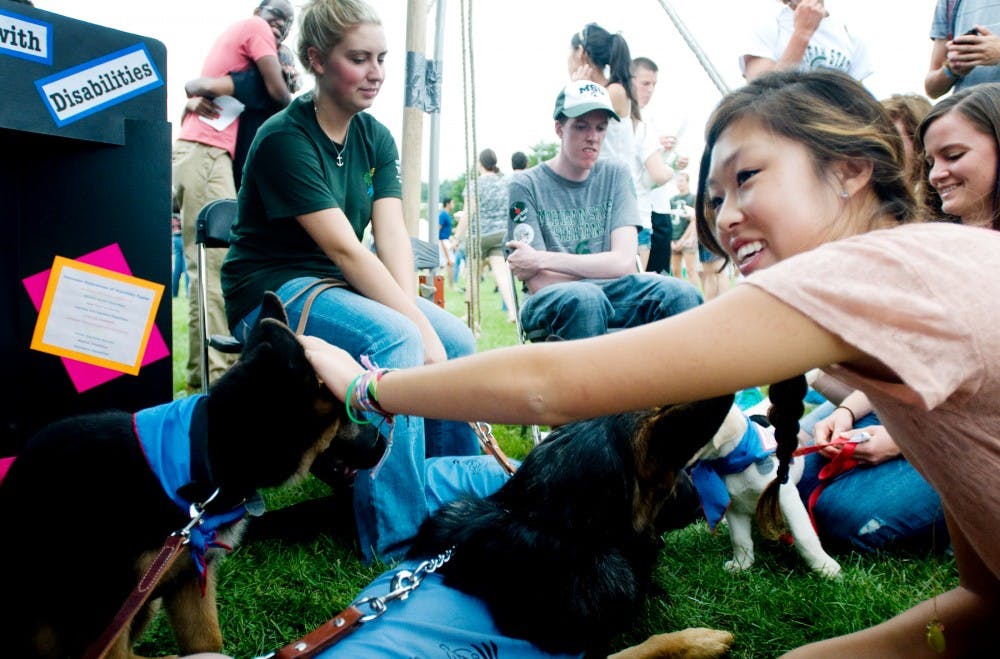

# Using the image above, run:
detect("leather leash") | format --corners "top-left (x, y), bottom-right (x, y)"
top-left (264, 550), bottom-right (453, 659)
top-left (280, 278), bottom-right (347, 336)
top-left (470, 421), bottom-right (518, 475)
top-left (271, 606), bottom-right (365, 659)
top-left (83, 492), bottom-right (219, 659)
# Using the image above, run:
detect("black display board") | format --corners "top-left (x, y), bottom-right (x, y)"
top-left (0, 0), bottom-right (172, 455)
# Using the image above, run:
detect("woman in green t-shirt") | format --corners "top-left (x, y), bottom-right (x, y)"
top-left (220, 0), bottom-right (480, 565)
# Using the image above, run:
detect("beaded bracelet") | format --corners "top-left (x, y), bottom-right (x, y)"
top-left (834, 405), bottom-right (856, 426)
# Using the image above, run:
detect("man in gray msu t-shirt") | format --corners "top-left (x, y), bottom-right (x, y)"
top-left (505, 80), bottom-right (701, 340)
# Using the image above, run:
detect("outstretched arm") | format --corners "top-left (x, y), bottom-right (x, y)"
top-left (301, 283), bottom-right (860, 426)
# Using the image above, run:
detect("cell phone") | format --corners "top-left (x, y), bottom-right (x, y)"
top-left (964, 28), bottom-right (980, 36)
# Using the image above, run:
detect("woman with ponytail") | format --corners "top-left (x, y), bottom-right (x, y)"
top-left (302, 70), bottom-right (1000, 656)
top-left (567, 23), bottom-right (640, 165)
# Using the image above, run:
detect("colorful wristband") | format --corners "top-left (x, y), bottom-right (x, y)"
top-left (344, 354), bottom-right (395, 426)
top-left (345, 373), bottom-right (369, 425)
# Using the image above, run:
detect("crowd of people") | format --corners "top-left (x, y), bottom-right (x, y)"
top-left (153, 0), bottom-right (1000, 656)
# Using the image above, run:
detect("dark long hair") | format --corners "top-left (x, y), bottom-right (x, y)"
top-left (916, 82), bottom-right (1000, 230)
top-left (478, 148), bottom-right (500, 174)
top-left (694, 70), bottom-right (916, 263)
top-left (571, 23), bottom-right (640, 121)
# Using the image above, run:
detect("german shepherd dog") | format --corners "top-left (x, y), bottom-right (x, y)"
top-left (315, 395), bottom-right (737, 658)
top-left (0, 292), bottom-right (380, 659)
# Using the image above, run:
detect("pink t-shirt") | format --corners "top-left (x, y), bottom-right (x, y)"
top-left (177, 16), bottom-right (278, 156)
top-left (746, 222), bottom-right (1000, 578)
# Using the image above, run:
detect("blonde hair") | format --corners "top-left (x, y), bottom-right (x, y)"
top-left (296, 0), bottom-right (382, 70)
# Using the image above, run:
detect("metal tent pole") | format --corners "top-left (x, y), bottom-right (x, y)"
top-left (427, 0), bottom-right (447, 244)
top-left (655, 0), bottom-right (731, 96)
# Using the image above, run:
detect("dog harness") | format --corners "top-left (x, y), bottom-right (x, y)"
top-left (133, 395), bottom-right (246, 586)
top-left (690, 416), bottom-right (774, 530)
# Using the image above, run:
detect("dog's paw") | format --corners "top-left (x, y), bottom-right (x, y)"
top-left (671, 628), bottom-right (735, 658)
top-left (723, 557), bottom-right (752, 573)
top-left (610, 628), bottom-right (734, 658)
top-left (811, 558), bottom-right (842, 579)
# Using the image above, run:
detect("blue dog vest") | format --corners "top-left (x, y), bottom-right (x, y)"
top-left (133, 395), bottom-right (246, 581)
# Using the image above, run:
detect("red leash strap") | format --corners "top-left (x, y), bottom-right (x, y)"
top-left (82, 534), bottom-right (188, 659)
top-left (806, 441), bottom-right (859, 533)
top-left (792, 434), bottom-right (864, 457)
top-left (272, 605), bottom-right (365, 659)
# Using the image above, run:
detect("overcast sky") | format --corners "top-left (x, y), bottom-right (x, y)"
top-left (40, 0), bottom-right (938, 182)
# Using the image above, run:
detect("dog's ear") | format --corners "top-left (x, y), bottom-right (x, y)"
top-left (257, 291), bottom-right (290, 327)
top-left (637, 393), bottom-right (735, 470)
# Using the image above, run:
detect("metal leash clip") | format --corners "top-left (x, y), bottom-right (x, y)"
top-left (354, 549), bottom-right (453, 623)
top-left (172, 487), bottom-right (220, 542)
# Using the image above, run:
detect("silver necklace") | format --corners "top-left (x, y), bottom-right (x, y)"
top-left (314, 102), bottom-right (349, 167)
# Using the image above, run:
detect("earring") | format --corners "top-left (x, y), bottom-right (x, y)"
top-left (840, 190), bottom-right (850, 199)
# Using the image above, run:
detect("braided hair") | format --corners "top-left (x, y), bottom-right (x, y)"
top-left (754, 374), bottom-right (807, 540)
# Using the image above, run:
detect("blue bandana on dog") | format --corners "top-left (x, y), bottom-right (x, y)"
top-left (133, 395), bottom-right (246, 587)
top-left (690, 417), bottom-right (773, 530)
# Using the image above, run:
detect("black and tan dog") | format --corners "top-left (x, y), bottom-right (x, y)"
top-left (0, 292), bottom-right (379, 659)
top-left (316, 395), bottom-right (737, 658)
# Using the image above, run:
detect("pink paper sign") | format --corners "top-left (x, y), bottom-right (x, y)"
top-left (22, 244), bottom-right (170, 393)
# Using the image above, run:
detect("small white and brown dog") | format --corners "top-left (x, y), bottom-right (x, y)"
top-left (688, 404), bottom-right (841, 578)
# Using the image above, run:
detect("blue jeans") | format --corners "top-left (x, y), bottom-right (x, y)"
top-left (234, 277), bottom-right (479, 562)
top-left (423, 455), bottom-right (515, 516)
top-left (171, 233), bottom-right (188, 297)
top-left (797, 402), bottom-right (947, 553)
top-left (519, 273), bottom-right (702, 341)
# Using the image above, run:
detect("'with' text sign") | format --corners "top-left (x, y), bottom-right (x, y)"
top-left (0, 8), bottom-right (51, 65)
top-left (35, 43), bottom-right (163, 127)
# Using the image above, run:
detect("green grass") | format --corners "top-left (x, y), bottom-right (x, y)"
top-left (150, 281), bottom-right (956, 658)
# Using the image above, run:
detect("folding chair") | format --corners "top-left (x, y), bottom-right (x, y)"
top-left (195, 198), bottom-right (242, 392)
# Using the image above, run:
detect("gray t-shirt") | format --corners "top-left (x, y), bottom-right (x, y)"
top-left (506, 159), bottom-right (639, 255)
top-left (931, 0), bottom-right (1000, 91)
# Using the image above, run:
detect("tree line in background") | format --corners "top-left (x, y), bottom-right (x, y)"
top-left (429, 140), bottom-right (559, 215)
